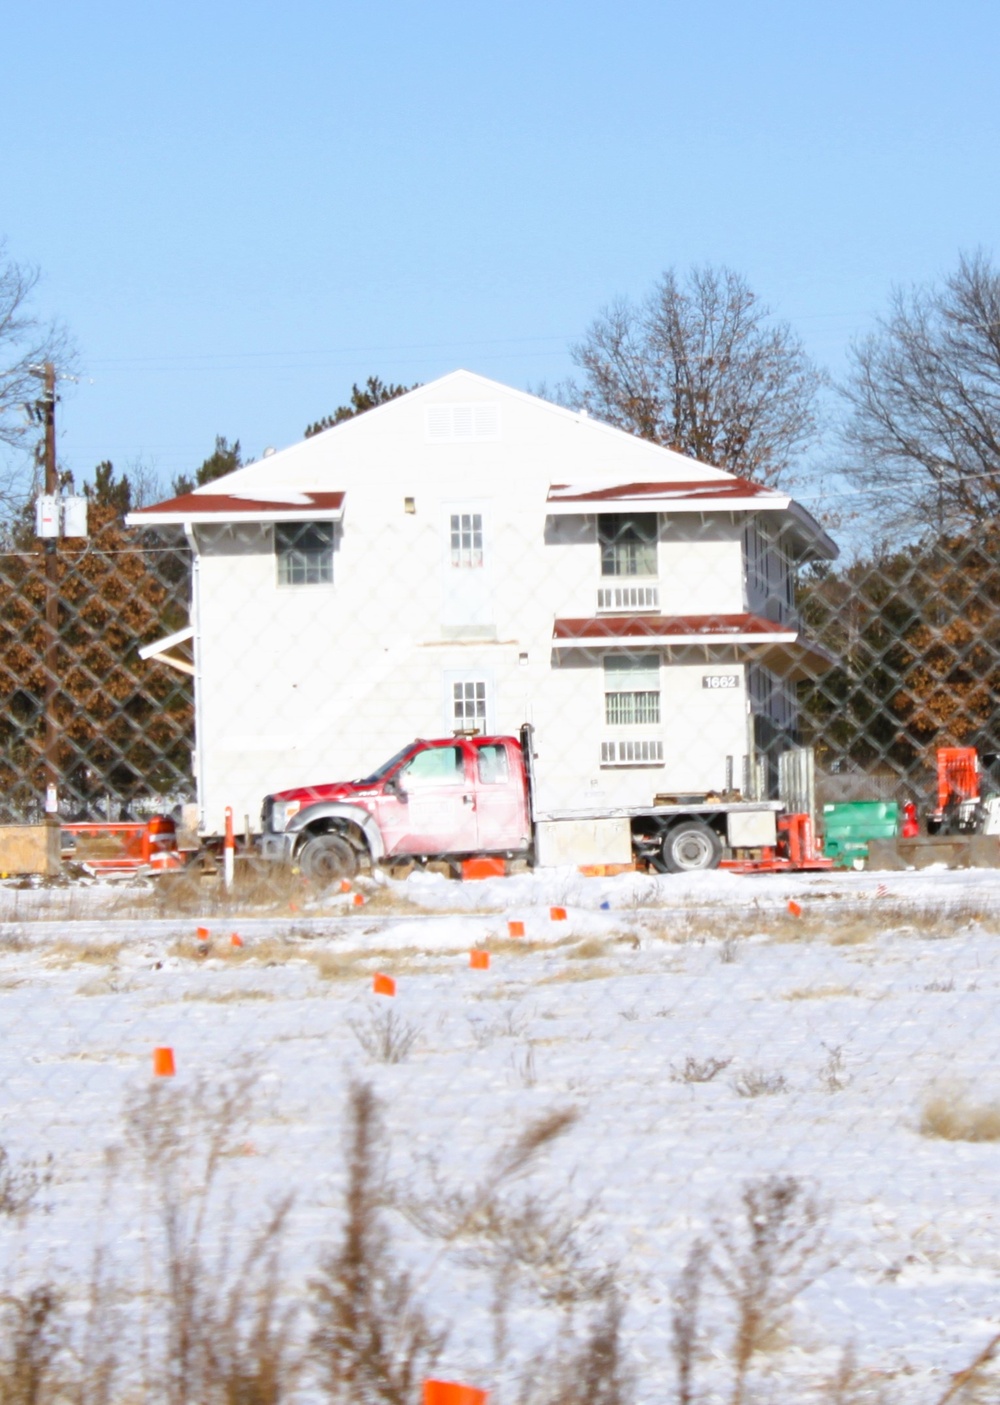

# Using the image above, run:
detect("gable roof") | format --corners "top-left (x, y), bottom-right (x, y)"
top-left (125, 371), bottom-right (835, 562)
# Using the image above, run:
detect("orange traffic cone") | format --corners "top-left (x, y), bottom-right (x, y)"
top-left (424, 1381), bottom-right (488, 1405)
top-left (469, 950), bottom-right (490, 969)
top-left (373, 973), bottom-right (396, 996)
top-left (153, 1046), bottom-right (176, 1077)
top-left (507, 920), bottom-right (525, 938)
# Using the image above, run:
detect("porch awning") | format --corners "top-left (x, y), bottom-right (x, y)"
top-left (552, 613), bottom-right (836, 682)
top-left (545, 480), bottom-right (838, 562)
top-left (127, 489), bottom-right (346, 528)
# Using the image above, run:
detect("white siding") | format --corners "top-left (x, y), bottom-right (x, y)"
top-left (181, 373), bottom-right (799, 831)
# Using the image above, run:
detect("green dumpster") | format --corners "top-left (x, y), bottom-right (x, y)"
top-left (822, 801), bottom-right (900, 867)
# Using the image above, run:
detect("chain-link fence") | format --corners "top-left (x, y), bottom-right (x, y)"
top-left (2, 426), bottom-right (1000, 1401)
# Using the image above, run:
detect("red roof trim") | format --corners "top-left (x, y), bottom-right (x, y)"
top-left (131, 490), bottom-right (345, 517)
top-left (553, 613), bottom-right (793, 640)
top-left (547, 479), bottom-right (776, 504)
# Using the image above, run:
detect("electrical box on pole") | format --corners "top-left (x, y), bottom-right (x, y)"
top-left (35, 495), bottom-right (59, 538)
top-left (62, 496), bottom-right (89, 538)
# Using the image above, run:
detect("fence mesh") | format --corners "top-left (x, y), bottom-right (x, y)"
top-left (1, 485), bottom-right (1000, 1403)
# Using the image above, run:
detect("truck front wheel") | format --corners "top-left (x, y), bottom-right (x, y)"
top-left (298, 833), bottom-right (359, 883)
top-left (662, 820), bottom-right (722, 873)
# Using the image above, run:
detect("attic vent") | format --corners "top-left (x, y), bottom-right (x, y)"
top-left (425, 403), bottom-right (501, 444)
top-left (600, 739), bottom-right (664, 766)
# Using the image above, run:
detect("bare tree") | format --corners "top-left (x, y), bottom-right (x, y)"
top-left (572, 265), bottom-right (822, 486)
top-left (0, 242), bottom-right (72, 507)
top-left (843, 250), bottom-right (1000, 533)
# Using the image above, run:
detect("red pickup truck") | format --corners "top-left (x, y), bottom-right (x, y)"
top-left (259, 726), bottom-right (793, 881)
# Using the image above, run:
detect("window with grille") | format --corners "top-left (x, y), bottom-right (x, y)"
top-left (601, 739), bottom-right (664, 765)
top-left (598, 514), bottom-right (657, 578)
top-left (604, 655), bottom-right (661, 726)
top-left (450, 513), bottom-right (484, 568)
top-left (275, 521), bottom-right (334, 585)
top-left (453, 680), bottom-right (487, 730)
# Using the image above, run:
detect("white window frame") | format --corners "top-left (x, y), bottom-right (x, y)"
top-left (443, 670), bottom-right (495, 735)
top-left (449, 510), bottom-right (484, 569)
top-left (274, 520), bottom-right (335, 586)
top-left (598, 513), bottom-right (658, 579)
top-left (603, 654), bottom-right (661, 727)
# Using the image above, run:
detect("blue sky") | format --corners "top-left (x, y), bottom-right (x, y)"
top-left (3, 0), bottom-right (998, 504)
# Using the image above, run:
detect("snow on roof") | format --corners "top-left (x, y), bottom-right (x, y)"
top-left (127, 490), bottom-right (345, 526)
top-left (552, 613), bottom-right (836, 679)
top-left (547, 479), bottom-right (780, 505)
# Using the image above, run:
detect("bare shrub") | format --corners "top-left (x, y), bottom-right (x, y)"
top-left (0, 1146), bottom-right (52, 1222)
top-left (671, 1055), bottom-right (732, 1085)
top-left (468, 1004), bottom-right (531, 1047)
top-left (0, 1287), bottom-right (66, 1405)
top-left (671, 1241), bottom-right (706, 1405)
top-left (310, 1082), bottom-right (446, 1404)
top-left (122, 1071), bottom-right (298, 1405)
top-left (510, 1042), bottom-right (538, 1088)
top-left (713, 1176), bottom-right (827, 1405)
top-left (398, 1106), bottom-right (592, 1375)
top-left (819, 1044), bottom-right (851, 1093)
top-left (920, 1090), bottom-right (1000, 1142)
top-left (732, 1068), bottom-right (789, 1098)
top-left (934, 1327), bottom-right (1000, 1404)
top-left (349, 1007), bottom-right (420, 1064)
top-left (517, 1292), bottom-right (631, 1405)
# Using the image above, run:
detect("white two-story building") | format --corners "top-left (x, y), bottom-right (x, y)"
top-left (129, 370), bottom-right (837, 835)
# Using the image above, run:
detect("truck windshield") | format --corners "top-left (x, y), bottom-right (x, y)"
top-left (355, 743), bottom-right (419, 786)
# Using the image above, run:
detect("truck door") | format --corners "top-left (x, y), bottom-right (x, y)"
top-left (472, 740), bottom-right (531, 852)
top-left (390, 743), bottom-right (478, 855)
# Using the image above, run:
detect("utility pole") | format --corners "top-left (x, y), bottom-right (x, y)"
top-left (39, 363), bottom-right (59, 814)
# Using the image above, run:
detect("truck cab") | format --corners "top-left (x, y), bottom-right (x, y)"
top-left (260, 734), bottom-right (532, 882)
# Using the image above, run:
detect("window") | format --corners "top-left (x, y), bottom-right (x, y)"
top-left (604, 655), bottom-right (661, 726)
top-left (450, 513), bottom-right (484, 568)
top-left (598, 514), bottom-right (657, 577)
top-left (402, 746), bottom-right (464, 786)
top-left (453, 680), bottom-right (487, 730)
top-left (275, 521), bottom-right (334, 585)
top-left (476, 743), bottom-right (510, 785)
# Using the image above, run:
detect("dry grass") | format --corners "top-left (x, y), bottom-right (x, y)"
top-left (182, 987), bottom-right (275, 1003)
top-left (920, 1089), bottom-right (1000, 1142)
top-left (671, 1055), bottom-right (733, 1084)
top-left (784, 984), bottom-right (857, 1001)
top-left (537, 963), bottom-right (618, 985)
top-left (42, 940), bottom-right (124, 968)
top-left (732, 1068), bottom-right (789, 1098)
top-left (828, 925), bottom-right (873, 947)
top-left (76, 975), bottom-right (137, 997)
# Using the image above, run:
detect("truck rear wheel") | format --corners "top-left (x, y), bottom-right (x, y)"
top-left (298, 833), bottom-right (359, 883)
top-left (662, 820), bottom-right (722, 873)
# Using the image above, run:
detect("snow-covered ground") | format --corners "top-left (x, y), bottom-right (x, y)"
top-left (2, 864), bottom-right (1000, 1399)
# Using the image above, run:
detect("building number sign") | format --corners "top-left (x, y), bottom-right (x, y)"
top-left (702, 673), bottom-right (740, 690)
